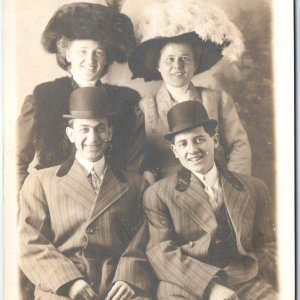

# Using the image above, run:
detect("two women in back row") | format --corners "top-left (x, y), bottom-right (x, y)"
top-left (17, 0), bottom-right (251, 190)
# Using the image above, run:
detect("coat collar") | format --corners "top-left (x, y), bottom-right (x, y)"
top-left (57, 160), bottom-right (129, 222)
top-left (174, 166), bottom-right (248, 236)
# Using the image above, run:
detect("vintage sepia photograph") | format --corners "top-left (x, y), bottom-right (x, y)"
top-left (3, 0), bottom-right (294, 299)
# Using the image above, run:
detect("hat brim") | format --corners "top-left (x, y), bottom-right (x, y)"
top-left (165, 119), bottom-right (218, 141)
top-left (129, 32), bottom-right (224, 82)
top-left (63, 112), bottom-right (116, 119)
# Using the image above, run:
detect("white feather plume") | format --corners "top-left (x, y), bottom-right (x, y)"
top-left (131, 0), bottom-right (245, 62)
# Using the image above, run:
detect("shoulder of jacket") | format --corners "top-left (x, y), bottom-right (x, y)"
top-left (103, 84), bottom-right (141, 102)
top-left (139, 94), bottom-right (156, 110)
top-left (230, 171), bottom-right (267, 191)
top-left (196, 85), bottom-right (223, 97)
top-left (34, 77), bottom-right (71, 92)
top-left (147, 175), bottom-right (177, 194)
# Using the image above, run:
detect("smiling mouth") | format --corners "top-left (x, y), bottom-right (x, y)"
top-left (83, 65), bottom-right (97, 71)
top-left (171, 72), bottom-right (184, 76)
top-left (83, 144), bottom-right (101, 151)
top-left (188, 155), bottom-right (204, 162)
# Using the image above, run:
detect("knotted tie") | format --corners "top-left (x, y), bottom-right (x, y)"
top-left (89, 167), bottom-right (101, 194)
top-left (202, 176), bottom-right (218, 211)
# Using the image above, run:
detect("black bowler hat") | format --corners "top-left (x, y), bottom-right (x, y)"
top-left (165, 101), bottom-right (217, 141)
top-left (63, 87), bottom-right (114, 119)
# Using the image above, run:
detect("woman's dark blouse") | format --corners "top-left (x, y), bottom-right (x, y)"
top-left (17, 77), bottom-right (145, 188)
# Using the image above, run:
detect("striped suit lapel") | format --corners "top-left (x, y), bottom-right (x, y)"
top-left (174, 174), bottom-right (217, 234)
top-left (58, 160), bottom-right (96, 210)
top-left (89, 167), bottom-right (129, 223)
top-left (221, 175), bottom-right (253, 250)
top-left (221, 175), bottom-right (259, 285)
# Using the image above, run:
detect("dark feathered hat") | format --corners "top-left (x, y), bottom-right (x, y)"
top-left (42, 2), bottom-right (136, 70)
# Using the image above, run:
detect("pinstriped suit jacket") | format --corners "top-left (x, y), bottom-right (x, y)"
top-left (19, 160), bottom-right (153, 299)
top-left (143, 169), bottom-right (276, 298)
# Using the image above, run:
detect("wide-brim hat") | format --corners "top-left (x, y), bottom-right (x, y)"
top-left (42, 2), bottom-right (135, 65)
top-left (128, 0), bottom-right (244, 81)
top-left (129, 32), bottom-right (225, 81)
top-left (165, 101), bottom-right (217, 141)
top-left (63, 87), bottom-right (115, 119)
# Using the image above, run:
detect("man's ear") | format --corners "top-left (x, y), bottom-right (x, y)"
top-left (107, 126), bottom-right (113, 141)
top-left (66, 50), bottom-right (71, 63)
top-left (171, 144), bottom-right (179, 158)
top-left (213, 133), bottom-right (219, 150)
top-left (66, 127), bottom-right (75, 143)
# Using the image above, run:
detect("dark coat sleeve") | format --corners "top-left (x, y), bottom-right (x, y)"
top-left (16, 77), bottom-right (72, 191)
top-left (16, 94), bottom-right (37, 190)
top-left (105, 85), bottom-right (146, 175)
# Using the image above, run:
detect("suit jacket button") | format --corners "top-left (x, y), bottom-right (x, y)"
top-left (86, 227), bottom-right (95, 234)
top-left (188, 241), bottom-right (194, 248)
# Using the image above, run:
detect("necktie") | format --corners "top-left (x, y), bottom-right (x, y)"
top-left (202, 176), bottom-right (218, 211)
top-left (89, 168), bottom-right (101, 194)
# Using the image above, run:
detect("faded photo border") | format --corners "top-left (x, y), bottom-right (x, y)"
top-left (3, 0), bottom-right (295, 299)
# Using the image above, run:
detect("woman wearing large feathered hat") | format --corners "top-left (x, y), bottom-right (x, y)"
top-left (128, 0), bottom-right (251, 182)
top-left (17, 2), bottom-right (145, 189)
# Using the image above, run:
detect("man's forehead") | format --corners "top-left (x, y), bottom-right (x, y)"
top-left (174, 126), bottom-right (207, 141)
top-left (73, 118), bottom-right (109, 126)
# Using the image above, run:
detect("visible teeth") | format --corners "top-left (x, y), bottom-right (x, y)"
top-left (189, 156), bottom-right (202, 162)
top-left (84, 144), bottom-right (100, 150)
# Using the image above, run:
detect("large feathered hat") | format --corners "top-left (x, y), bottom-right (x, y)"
top-left (128, 0), bottom-right (245, 81)
top-left (42, 2), bottom-right (136, 70)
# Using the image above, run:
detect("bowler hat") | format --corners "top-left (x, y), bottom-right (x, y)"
top-left (42, 2), bottom-right (136, 69)
top-left (165, 101), bottom-right (217, 141)
top-left (63, 87), bottom-right (114, 119)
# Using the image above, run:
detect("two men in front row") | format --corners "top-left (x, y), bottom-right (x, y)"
top-left (19, 88), bottom-right (277, 299)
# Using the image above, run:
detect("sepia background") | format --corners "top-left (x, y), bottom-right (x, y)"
top-left (3, 0), bottom-right (294, 299)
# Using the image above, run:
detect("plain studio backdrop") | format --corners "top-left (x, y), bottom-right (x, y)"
top-left (3, 0), bottom-right (294, 299)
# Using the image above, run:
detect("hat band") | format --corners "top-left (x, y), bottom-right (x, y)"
top-left (68, 110), bottom-right (109, 118)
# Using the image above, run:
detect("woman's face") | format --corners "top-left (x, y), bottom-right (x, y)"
top-left (66, 40), bottom-right (107, 82)
top-left (157, 42), bottom-right (197, 87)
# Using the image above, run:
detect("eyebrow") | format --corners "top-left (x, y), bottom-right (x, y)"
top-left (175, 134), bottom-right (206, 143)
top-left (77, 123), bottom-right (106, 128)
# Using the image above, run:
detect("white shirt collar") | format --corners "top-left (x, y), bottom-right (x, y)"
top-left (75, 152), bottom-right (106, 178)
top-left (166, 83), bottom-right (190, 102)
top-left (193, 163), bottom-right (218, 188)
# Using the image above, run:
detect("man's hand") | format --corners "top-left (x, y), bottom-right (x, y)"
top-left (105, 281), bottom-right (135, 300)
top-left (68, 279), bottom-right (97, 300)
top-left (143, 171), bottom-right (156, 185)
top-left (208, 282), bottom-right (239, 300)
